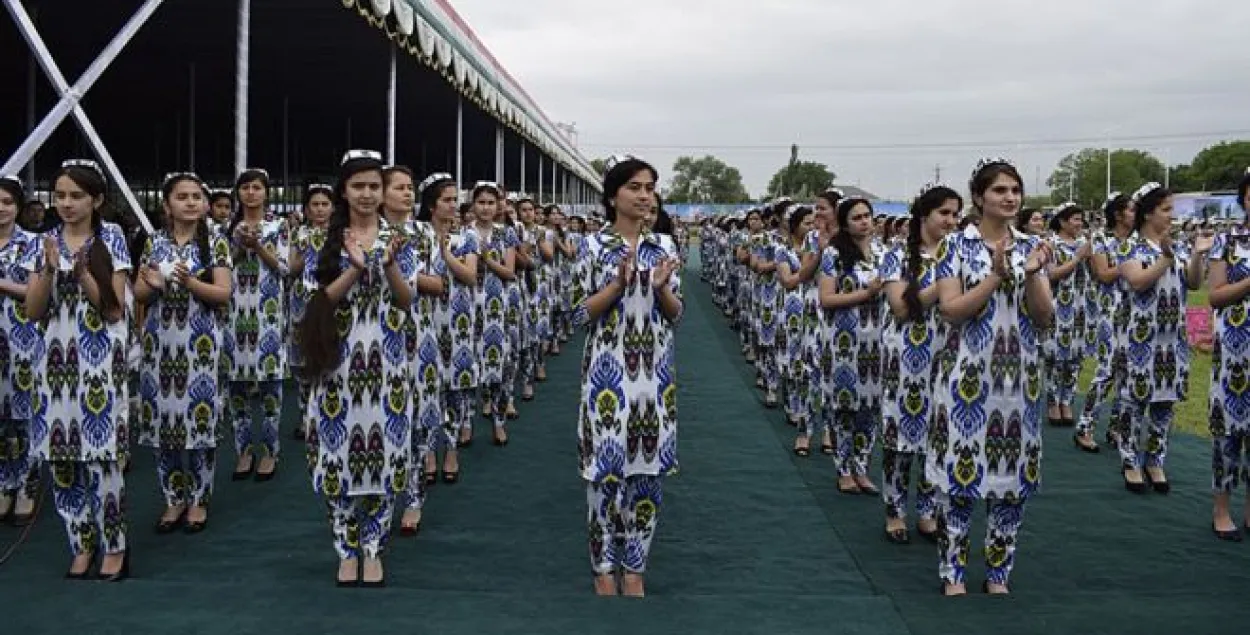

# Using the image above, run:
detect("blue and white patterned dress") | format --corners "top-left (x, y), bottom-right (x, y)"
top-left (574, 229), bottom-right (682, 482)
top-left (226, 219), bottom-right (289, 382)
top-left (879, 244), bottom-right (947, 454)
top-left (927, 225), bottom-right (1043, 500)
top-left (0, 228), bottom-right (39, 422)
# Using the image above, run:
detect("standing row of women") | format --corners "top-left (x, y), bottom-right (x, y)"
top-left (699, 158), bottom-right (1250, 595)
top-left (0, 148), bottom-right (649, 589)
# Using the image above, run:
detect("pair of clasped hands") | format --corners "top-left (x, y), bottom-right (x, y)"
top-left (611, 246), bottom-right (680, 292)
top-left (343, 227), bottom-right (407, 271)
top-left (40, 235), bottom-right (94, 283)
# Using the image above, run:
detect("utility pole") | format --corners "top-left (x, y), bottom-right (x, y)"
top-left (933, 163), bottom-right (941, 184)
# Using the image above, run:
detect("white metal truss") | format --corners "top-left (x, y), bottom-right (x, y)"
top-left (1, 0), bottom-right (163, 234)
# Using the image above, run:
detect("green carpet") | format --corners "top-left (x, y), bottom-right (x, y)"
top-left (1, 254), bottom-right (1247, 634)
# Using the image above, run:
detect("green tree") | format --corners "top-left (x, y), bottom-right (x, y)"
top-left (1046, 148), bottom-right (1165, 208)
top-left (1183, 141), bottom-right (1250, 191)
top-left (1168, 163), bottom-right (1200, 192)
top-left (589, 158), bottom-right (608, 176)
top-left (766, 144), bottom-right (836, 199)
top-left (665, 155), bottom-right (752, 203)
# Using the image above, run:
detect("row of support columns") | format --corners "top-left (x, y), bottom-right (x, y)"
top-left (3, 0), bottom-right (597, 228)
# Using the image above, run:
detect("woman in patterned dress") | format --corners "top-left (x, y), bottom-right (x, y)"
top-left (776, 206), bottom-right (816, 445)
top-left (751, 206), bottom-right (783, 407)
top-left (878, 185), bottom-right (960, 544)
top-left (929, 158), bottom-right (1053, 596)
top-left (575, 156), bottom-right (682, 598)
top-left (288, 184), bottom-right (334, 440)
top-left (1208, 173), bottom-right (1250, 540)
top-left (819, 197), bottom-right (885, 494)
top-left (1044, 203), bottom-right (1091, 426)
top-left (1075, 193), bottom-right (1134, 452)
top-left (300, 150), bottom-right (417, 587)
top-left (469, 182), bottom-right (518, 444)
top-left (26, 160), bottom-right (132, 580)
top-left (423, 176), bottom-right (480, 482)
top-left (225, 168), bottom-right (290, 480)
top-left (135, 173), bottom-right (233, 534)
top-left (1116, 183), bottom-right (1209, 493)
top-left (802, 191), bottom-right (840, 456)
top-left (516, 196), bottom-right (551, 401)
top-left (0, 175), bottom-right (39, 525)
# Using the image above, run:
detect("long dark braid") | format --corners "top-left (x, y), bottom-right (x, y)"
top-left (901, 185), bottom-right (962, 322)
top-left (299, 200), bottom-right (349, 380)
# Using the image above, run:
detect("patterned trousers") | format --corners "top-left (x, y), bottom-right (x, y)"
top-left (156, 449), bottom-right (216, 508)
top-left (782, 361), bottom-right (809, 425)
top-left (520, 342), bottom-right (544, 386)
top-left (756, 345), bottom-right (779, 394)
top-left (295, 376), bottom-right (314, 434)
top-left (1116, 400), bottom-right (1173, 470)
top-left (936, 493), bottom-right (1026, 586)
top-left (406, 422), bottom-right (430, 511)
top-left (834, 407), bottom-right (878, 477)
top-left (325, 494), bottom-right (395, 559)
top-left (229, 380), bottom-right (283, 458)
top-left (442, 389), bottom-right (475, 450)
top-left (1046, 358), bottom-right (1080, 408)
top-left (881, 450), bottom-right (937, 521)
top-left (50, 460), bottom-right (127, 556)
top-left (0, 419), bottom-right (39, 498)
top-left (1076, 355), bottom-right (1120, 438)
top-left (587, 475), bottom-right (663, 575)
top-left (1213, 430), bottom-right (1250, 493)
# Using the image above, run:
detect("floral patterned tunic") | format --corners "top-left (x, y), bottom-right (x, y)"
top-left (574, 229), bottom-right (682, 482)
top-left (1210, 227), bottom-right (1250, 435)
top-left (1120, 234), bottom-right (1190, 404)
top-left (879, 244), bottom-right (948, 453)
top-left (776, 244), bottom-right (807, 377)
top-left (306, 222), bottom-right (417, 497)
top-left (1046, 237), bottom-right (1088, 362)
top-left (819, 245), bottom-right (883, 412)
top-left (138, 232), bottom-right (232, 449)
top-left (29, 222), bottom-right (132, 462)
top-left (0, 228), bottom-right (38, 421)
top-left (226, 218), bottom-right (290, 382)
top-left (407, 220), bottom-right (444, 433)
top-left (436, 228), bottom-right (481, 390)
top-left (474, 224), bottom-right (516, 386)
top-left (927, 225), bottom-right (1043, 500)
top-left (752, 232), bottom-right (781, 348)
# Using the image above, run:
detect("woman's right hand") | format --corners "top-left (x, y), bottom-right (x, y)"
top-left (42, 236), bottom-right (58, 273)
top-left (143, 263), bottom-right (165, 291)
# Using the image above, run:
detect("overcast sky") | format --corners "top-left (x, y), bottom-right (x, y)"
top-left (451, 0), bottom-right (1249, 200)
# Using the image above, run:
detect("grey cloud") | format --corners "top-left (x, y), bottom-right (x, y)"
top-left (452, 0), bottom-right (1250, 198)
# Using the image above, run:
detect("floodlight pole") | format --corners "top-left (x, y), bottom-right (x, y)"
top-left (495, 125), bottom-right (504, 186)
top-left (519, 144), bottom-right (526, 194)
top-left (387, 43), bottom-right (397, 165)
top-left (455, 96), bottom-right (464, 198)
top-left (234, 0), bottom-right (251, 178)
top-left (537, 155), bottom-right (544, 202)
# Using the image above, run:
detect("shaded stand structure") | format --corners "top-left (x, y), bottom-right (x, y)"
top-left (1, 0), bottom-right (601, 231)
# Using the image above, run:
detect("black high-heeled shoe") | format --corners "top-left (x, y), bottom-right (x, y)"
top-left (154, 508), bottom-right (187, 534)
top-left (1213, 524), bottom-right (1243, 542)
top-left (1073, 435), bottom-right (1100, 454)
top-left (65, 556), bottom-right (92, 580)
top-left (442, 471), bottom-right (459, 484)
top-left (98, 551), bottom-right (130, 582)
top-left (1143, 469), bottom-right (1170, 494)
top-left (1123, 468), bottom-right (1147, 493)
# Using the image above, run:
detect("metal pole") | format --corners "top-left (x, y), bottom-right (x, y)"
top-left (537, 155), bottom-right (543, 202)
top-left (495, 125), bottom-right (503, 185)
top-left (387, 44), bottom-right (397, 165)
top-left (455, 96), bottom-right (464, 197)
top-left (24, 50), bottom-right (36, 195)
top-left (2, 0), bottom-right (165, 177)
top-left (1105, 145), bottom-right (1112, 199)
top-left (519, 143), bottom-right (526, 194)
top-left (234, 0), bottom-right (251, 177)
top-left (188, 62), bottom-right (196, 171)
top-left (282, 97), bottom-right (289, 201)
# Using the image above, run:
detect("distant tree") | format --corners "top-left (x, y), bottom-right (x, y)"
top-left (766, 145), bottom-right (836, 200)
top-left (590, 158), bottom-right (608, 176)
top-left (1183, 141), bottom-right (1250, 191)
top-left (1046, 148), bottom-right (1165, 208)
top-left (665, 155), bottom-right (752, 203)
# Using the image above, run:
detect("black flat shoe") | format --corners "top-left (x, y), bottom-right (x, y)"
top-left (65, 560), bottom-right (92, 580)
top-left (361, 577), bottom-right (386, 589)
top-left (982, 580), bottom-right (1010, 595)
top-left (1213, 525), bottom-right (1243, 542)
top-left (1073, 435), bottom-right (1100, 453)
top-left (423, 472), bottom-right (438, 486)
top-left (793, 446), bottom-right (810, 457)
top-left (820, 443), bottom-right (834, 455)
top-left (184, 514), bottom-right (209, 534)
top-left (1123, 469), bottom-right (1147, 493)
top-left (442, 471), bottom-right (459, 484)
top-left (1144, 470), bottom-right (1170, 494)
top-left (232, 462), bottom-right (255, 481)
top-left (154, 510), bottom-right (186, 534)
top-left (98, 552), bottom-right (130, 582)
top-left (255, 468), bottom-right (277, 482)
top-left (916, 526), bottom-right (939, 543)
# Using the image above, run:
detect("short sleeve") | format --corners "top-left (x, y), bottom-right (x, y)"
top-left (395, 237), bottom-right (418, 280)
top-left (934, 234), bottom-right (960, 281)
top-left (461, 229), bottom-right (481, 255)
top-left (1209, 232), bottom-right (1228, 263)
top-left (105, 223), bottom-right (132, 272)
top-left (819, 246), bottom-right (838, 279)
top-left (879, 246), bottom-right (903, 283)
top-left (266, 220), bottom-right (291, 275)
top-left (22, 235), bottom-right (42, 274)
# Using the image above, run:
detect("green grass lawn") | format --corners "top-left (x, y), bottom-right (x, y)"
top-left (1078, 288), bottom-right (1211, 436)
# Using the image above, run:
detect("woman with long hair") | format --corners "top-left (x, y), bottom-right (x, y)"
top-left (575, 156), bottom-right (682, 597)
top-left (134, 172), bottom-right (233, 533)
top-left (878, 184), bottom-right (961, 544)
top-left (1208, 171), bottom-right (1250, 540)
top-left (930, 158), bottom-right (1053, 595)
top-left (26, 159), bottom-right (133, 579)
top-left (299, 149), bottom-right (417, 587)
top-left (775, 205), bottom-right (816, 449)
top-left (802, 189), bottom-right (842, 455)
top-left (819, 196), bottom-right (885, 494)
top-left (515, 196), bottom-right (551, 401)
top-left (1044, 203), bottom-right (1091, 427)
top-left (1074, 193), bottom-right (1134, 451)
top-left (1116, 183), bottom-right (1208, 493)
top-left (224, 168), bottom-right (289, 480)
top-left (0, 175), bottom-right (40, 525)
top-left (288, 184), bottom-right (334, 440)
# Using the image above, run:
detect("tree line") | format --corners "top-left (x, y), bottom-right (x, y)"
top-left (590, 140), bottom-right (1250, 207)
